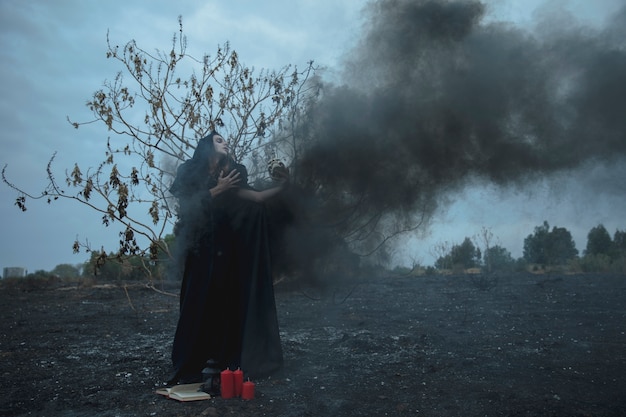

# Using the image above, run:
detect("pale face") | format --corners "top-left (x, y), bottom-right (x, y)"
top-left (213, 135), bottom-right (229, 157)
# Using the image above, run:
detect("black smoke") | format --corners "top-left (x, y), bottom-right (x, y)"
top-left (290, 0), bottom-right (626, 259)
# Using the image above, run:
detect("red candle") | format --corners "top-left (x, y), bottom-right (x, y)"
top-left (233, 368), bottom-right (244, 397)
top-left (242, 379), bottom-right (255, 400)
top-left (220, 368), bottom-right (234, 399)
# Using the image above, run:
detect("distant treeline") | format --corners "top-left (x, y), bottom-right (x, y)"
top-left (3, 222), bottom-right (625, 285)
top-left (420, 222), bottom-right (626, 275)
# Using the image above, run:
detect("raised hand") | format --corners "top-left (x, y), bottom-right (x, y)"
top-left (212, 169), bottom-right (241, 196)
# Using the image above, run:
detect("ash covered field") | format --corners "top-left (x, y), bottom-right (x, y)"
top-left (1, 272), bottom-right (625, 417)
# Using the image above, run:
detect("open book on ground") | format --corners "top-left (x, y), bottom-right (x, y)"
top-left (155, 382), bottom-right (211, 402)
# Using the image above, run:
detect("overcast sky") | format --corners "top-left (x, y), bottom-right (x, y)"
top-left (1, 0), bottom-right (625, 273)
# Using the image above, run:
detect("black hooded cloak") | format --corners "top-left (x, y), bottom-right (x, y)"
top-left (168, 135), bottom-right (283, 382)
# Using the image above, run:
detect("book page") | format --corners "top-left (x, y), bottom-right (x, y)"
top-left (156, 383), bottom-right (211, 401)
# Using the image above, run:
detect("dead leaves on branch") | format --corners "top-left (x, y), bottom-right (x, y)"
top-left (3, 17), bottom-right (315, 277)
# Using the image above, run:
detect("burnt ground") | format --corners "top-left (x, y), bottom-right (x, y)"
top-left (1, 272), bottom-right (625, 417)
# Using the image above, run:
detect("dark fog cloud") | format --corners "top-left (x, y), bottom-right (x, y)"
top-left (295, 0), bottom-right (626, 236)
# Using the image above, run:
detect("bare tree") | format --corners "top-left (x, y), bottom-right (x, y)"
top-left (430, 240), bottom-right (451, 271)
top-left (474, 226), bottom-right (494, 273)
top-left (2, 17), bottom-right (313, 280)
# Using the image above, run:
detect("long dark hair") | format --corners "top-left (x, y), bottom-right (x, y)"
top-left (169, 131), bottom-right (223, 255)
top-left (170, 131), bottom-right (228, 197)
top-left (190, 131), bottom-right (219, 169)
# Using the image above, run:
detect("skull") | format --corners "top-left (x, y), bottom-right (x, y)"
top-left (267, 159), bottom-right (286, 179)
